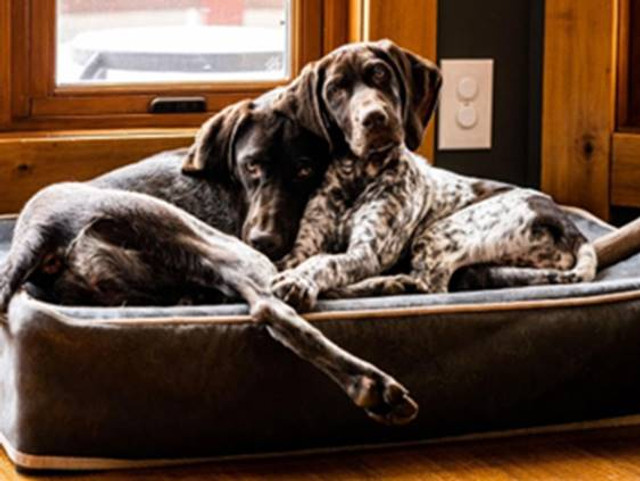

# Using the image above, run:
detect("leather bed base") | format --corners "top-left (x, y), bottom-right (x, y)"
top-left (2, 209), bottom-right (640, 471)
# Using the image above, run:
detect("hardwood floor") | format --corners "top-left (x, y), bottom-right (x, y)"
top-left (4, 427), bottom-right (640, 480)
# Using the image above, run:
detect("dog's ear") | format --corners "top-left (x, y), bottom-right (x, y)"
top-left (374, 39), bottom-right (442, 152)
top-left (271, 59), bottom-right (333, 150)
top-left (182, 100), bottom-right (253, 176)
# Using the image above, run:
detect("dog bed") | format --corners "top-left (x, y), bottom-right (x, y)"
top-left (3, 208), bottom-right (640, 471)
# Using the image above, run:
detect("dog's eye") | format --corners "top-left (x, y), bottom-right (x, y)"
top-left (326, 81), bottom-right (344, 99)
top-left (244, 160), bottom-right (261, 178)
top-left (296, 165), bottom-right (313, 180)
top-left (371, 64), bottom-right (389, 83)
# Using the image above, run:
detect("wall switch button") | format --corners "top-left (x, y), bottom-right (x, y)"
top-left (438, 59), bottom-right (494, 150)
top-left (456, 105), bottom-right (478, 129)
top-left (457, 76), bottom-right (478, 100)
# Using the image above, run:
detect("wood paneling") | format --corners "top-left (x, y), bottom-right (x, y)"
top-left (291, 0), bottom-right (323, 75)
top-left (629, 0), bottom-right (640, 126)
top-left (0, 130), bottom-right (194, 213)
top-left (348, 0), bottom-right (364, 43)
top-left (618, 0), bottom-right (631, 128)
top-left (359, 0), bottom-right (438, 162)
top-left (322, 0), bottom-right (350, 54)
top-left (542, 0), bottom-right (618, 220)
top-left (0, 1), bottom-right (10, 126)
top-left (612, 132), bottom-right (640, 207)
top-left (8, 0), bottom-right (29, 121)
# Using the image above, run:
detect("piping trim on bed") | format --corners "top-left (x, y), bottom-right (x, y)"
top-left (3, 413), bottom-right (640, 471)
top-left (17, 283), bottom-right (640, 327)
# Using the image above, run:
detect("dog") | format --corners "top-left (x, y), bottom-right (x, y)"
top-left (0, 97), bottom-right (332, 310)
top-left (93, 98), bottom-right (330, 261)
top-left (0, 98), bottom-right (331, 309)
top-left (0, 95), bottom-right (419, 425)
top-left (269, 40), bottom-right (597, 310)
top-left (1, 184), bottom-right (418, 425)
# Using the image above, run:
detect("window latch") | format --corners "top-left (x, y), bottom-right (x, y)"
top-left (148, 96), bottom-right (207, 114)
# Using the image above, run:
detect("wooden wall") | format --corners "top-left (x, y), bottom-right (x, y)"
top-left (0, 131), bottom-right (193, 213)
top-left (353, 0), bottom-right (438, 162)
top-left (541, 0), bottom-right (618, 219)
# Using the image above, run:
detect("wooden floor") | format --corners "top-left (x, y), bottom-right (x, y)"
top-left (4, 427), bottom-right (640, 480)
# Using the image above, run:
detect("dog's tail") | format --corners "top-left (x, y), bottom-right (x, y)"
top-left (593, 217), bottom-right (640, 270)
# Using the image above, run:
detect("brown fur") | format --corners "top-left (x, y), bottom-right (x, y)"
top-left (269, 40), bottom-right (596, 309)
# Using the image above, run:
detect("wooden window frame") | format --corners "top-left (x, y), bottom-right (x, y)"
top-left (0, 0), bottom-right (438, 214)
top-left (349, 0), bottom-right (437, 162)
top-left (1, 0), bottom-right (343, 131)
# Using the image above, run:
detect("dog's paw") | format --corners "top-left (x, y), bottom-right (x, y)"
top-left (275, 255), bottom-right (302, 272)
top-left (271, 270), bottom-right (319, 312)
top-left (349, 372), bottom-right (419, 426)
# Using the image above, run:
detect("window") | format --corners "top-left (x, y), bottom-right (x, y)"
top-left (1, 0), bottom-right (344, 131)
top-left (56, 0), bottom-right (289, 85)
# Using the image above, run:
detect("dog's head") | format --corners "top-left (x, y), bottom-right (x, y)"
top-left (275, 40), bottom-right (441, 169)
top-left (182, 101), bottom-right (329, 260)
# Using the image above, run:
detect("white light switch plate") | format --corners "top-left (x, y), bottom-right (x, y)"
top-left (438, 59), bottom-right (494, 150)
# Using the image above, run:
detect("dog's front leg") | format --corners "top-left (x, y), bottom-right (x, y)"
top-left (195, 252), bottom-right (419, 426)
top-left (275, 189), bottom-right (340, 271)
top-left (231, 280), bottom-right (418, 426)
top-left (272, 198), bottom-right (416, 310)
top-left (61, 206), bottom-right (420, 426)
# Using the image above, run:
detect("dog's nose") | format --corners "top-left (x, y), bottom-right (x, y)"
top-left (247, 229), bottom-right (283, 258)
top-left (362, 109), bottom-right (388, 130)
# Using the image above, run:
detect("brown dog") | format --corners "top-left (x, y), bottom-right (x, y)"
top-left (94, 99), bottom-right (330, 261)
top-left (1, 184), bottom-right (418, 425)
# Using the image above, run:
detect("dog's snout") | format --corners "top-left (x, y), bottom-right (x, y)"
top-left (362, 109), bottom-right (388, 130)
top-left (247, 228), bottom-right (283, 258)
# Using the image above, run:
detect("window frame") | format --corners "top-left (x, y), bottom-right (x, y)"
top-left (0, 0), bottom-right (441, 215)
top-left (1, 0), bottom-right (340, 131)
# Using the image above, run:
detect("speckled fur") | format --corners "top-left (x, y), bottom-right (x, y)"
top-left (326, 185), bottom-right (597, 299)
top-left (270, 40), bottom-right (596, 310)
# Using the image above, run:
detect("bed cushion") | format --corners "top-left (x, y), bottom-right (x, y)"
top-left (2, 208), bottom-right (640, 471)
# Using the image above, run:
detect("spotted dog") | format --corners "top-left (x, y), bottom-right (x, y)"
top-left (326, 187), bottom-right (597, 299)
top-left (270, 40), bottom-right (597, 310)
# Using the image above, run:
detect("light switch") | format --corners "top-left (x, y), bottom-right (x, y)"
top-left (457, 76), bottom-right (478, 100)
top-left (438, 59), bottom-right (494, 150)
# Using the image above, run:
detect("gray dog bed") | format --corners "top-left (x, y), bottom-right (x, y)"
top-left (2, 208), bottom-right (640, 471)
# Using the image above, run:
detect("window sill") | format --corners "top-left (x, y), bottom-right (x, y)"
top-left (0, 128), bottom-right (195, 214)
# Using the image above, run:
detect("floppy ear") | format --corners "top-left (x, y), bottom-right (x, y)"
top-left (182, 100), bottom-right (253, 176)
top-left (374, 39), bottom-right (442, 152)
top-left (271, 59), bottom-right (333, 150)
